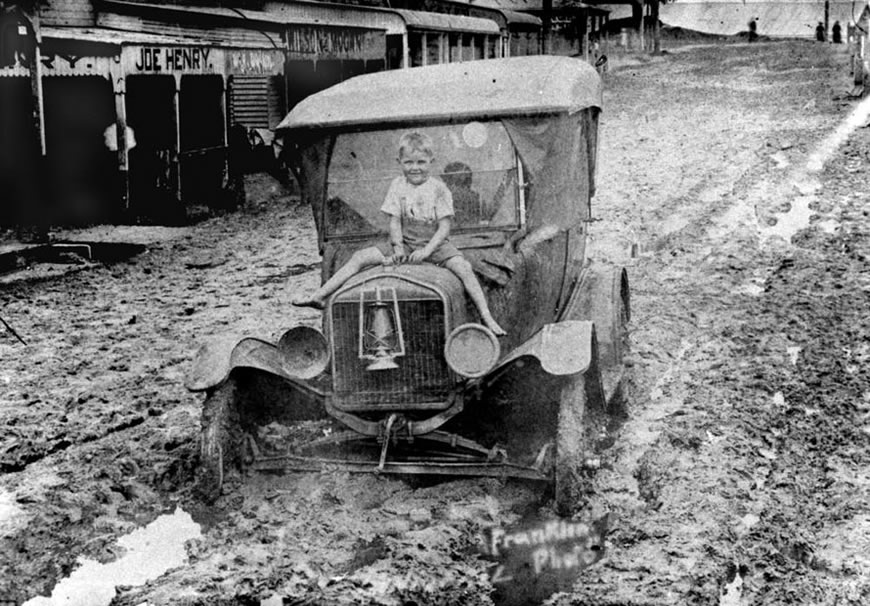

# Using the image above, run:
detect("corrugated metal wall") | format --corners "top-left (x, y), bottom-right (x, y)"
top-left (40, 0), bottom-right (96, 27)
top-left (98, 12), bottom-right (284, 48)
top-left (228, 75), bottom-right (284, 129)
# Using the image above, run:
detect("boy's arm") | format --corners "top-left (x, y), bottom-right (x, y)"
top-left (388, 214), bottom-right (406, 260)
top-left (409, 216), bottom-right (451, 263)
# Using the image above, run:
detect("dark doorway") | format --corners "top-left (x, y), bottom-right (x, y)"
top-left (0, 77), bottom-right (40, 228)
top-left (179, 74), bottom-right (225, 209)
top-left (42, 76), bottom-right (116, 225)
top-left (125, 75), bottom-right (180, 224)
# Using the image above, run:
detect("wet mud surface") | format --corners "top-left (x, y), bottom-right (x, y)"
top-left (2, 41), bottom-right (869, 605)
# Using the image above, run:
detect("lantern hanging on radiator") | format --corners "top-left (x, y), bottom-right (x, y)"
top-left (358, 286), bottom-right (405, 371)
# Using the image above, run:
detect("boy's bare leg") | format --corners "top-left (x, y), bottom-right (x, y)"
top-left (293, 247), bottom-right (386, 309)
top-left (444, 256), bottom-right (507, 336)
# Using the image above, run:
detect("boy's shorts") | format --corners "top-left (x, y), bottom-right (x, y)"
top-left (376, 240), bottom-right (462, 266)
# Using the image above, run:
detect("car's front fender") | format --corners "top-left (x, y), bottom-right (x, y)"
top-left (488, 320), bottom-right (597, 378)
top-left (185, 336), bottom-right (289, 392)
top-left (184, 326), bottom-right (330, 395)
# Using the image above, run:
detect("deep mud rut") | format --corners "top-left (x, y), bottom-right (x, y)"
top-left (2, 41), bottom-right (869, 605)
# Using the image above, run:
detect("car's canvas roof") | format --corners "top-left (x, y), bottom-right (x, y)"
top-left (276, 55), bottom-right (602, 131)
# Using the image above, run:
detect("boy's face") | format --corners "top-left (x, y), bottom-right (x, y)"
top-left (398, 149), bottom-right (433, 186)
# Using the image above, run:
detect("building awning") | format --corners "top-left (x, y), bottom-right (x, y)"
top-left (569, 3), bottom-right (611, 15)
top-left (99, 1), bottom-right (387, 59)
top-left (392, 9), bottom-right (502, 35)
top-left (267, 1), bottom-right (506, 35)
top-left (464, 0), bottom-right (543, 10)
top-left (264, 1), bottom-right (407, 36)
top-left (102, 0), bottom-right (379, 30)
top-left (41, 26), bottom-right (208, 47)
top-left (501, 10), bottom-right (543, 27)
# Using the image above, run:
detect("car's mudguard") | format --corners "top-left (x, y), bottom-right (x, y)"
top-left (185, 336), bottom-right (295, 392)
top-left (490, 320), bottom-right (596, 378)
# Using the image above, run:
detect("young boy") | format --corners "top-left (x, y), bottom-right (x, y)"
top-left (293, 131), bottom-right (506, 336)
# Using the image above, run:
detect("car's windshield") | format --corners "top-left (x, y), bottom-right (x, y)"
top-left (325, 121), bottom-right (522, 239)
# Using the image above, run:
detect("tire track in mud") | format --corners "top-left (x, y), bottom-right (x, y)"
top-left (564, 42), bottom-right (867, 605)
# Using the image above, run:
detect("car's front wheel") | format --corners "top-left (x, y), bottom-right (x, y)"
top-left (196, 378), bottom-right (242, 503)
top-left (554, 342), bottom-right (608, 516)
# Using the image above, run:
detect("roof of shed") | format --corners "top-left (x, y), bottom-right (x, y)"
top-left (391, 9), bottom-right (501, 33)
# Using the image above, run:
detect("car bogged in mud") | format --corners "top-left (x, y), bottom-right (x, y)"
top-left (186, 55), bottom-right (630, 515)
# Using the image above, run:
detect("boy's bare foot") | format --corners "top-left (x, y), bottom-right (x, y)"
top-left (483, 316), bottom-right (507, 336)
top-left (291, 296), bottom-right (325, 310)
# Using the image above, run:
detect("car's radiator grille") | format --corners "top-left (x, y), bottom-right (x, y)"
top-left (331, 299), bottom-right (452, 410)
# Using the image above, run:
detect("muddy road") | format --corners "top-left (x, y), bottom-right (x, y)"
top-left (2, 41), bottom-right (869, 605)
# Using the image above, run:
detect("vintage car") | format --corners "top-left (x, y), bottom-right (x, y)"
top-left (186, 55), bottom-right (630, 514)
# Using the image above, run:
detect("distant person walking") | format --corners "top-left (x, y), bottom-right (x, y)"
top-left (832, 21), bottom-right (842, 44)
top-left (816, 22), bottom-right (826, 42)
top-left (748, 19), bottom-right (758, 42)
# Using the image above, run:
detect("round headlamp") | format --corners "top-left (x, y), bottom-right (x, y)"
top-left (444, 323), bottom-right (501, 379)
top-left (278, 326), bottom-right (329, 380)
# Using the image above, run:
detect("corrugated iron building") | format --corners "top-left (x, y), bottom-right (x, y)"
top-left (0, 0), bottom-right (514, 226)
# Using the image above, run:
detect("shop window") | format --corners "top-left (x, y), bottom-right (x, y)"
top-left (472, 35), bottom-right (484, 60)
top-left (426, 32), bottom-right (441, 65)
top-left (409, 32), bottom-right (424, 67)
top-left (449, 33), bottom-right (462, 62)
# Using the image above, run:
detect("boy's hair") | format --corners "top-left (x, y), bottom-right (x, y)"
top-left (398, 131), bottom-right (435, 158)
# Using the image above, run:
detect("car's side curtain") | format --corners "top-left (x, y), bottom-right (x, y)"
top-left (586, 108), bottom-right (600, 201)
top-left (291, 135), bottom-right (332, 253)
top-left (502, 113), bottom-right (590, 240)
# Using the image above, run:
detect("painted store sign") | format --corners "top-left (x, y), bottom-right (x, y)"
top-left (287, 26), bottom-right (384, 60)
top-left (123, 46), bottom-right (219, 74)
top-left (226, 49), bottom-right (284, 75)
top-left (122, 47), bottom-right (286, 76)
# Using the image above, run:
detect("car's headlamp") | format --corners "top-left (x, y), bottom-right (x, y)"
top-left (278, 326), bottom-right (329, 379)
top-left (444, 323), bottom-right (501, 379)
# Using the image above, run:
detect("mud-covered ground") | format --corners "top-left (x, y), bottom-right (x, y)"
top-left (2, 41), bottom-right (869, 605)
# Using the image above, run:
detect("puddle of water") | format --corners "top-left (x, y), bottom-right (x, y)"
top-left (707, 195), bottom-right (758, 241)
top-left (23, 508), bottom-right (201, 606)
top-left (806, 94), bottom-right (870, 173)
top-left (816, 219), bottom-right (839, 234)
top-left (770, 151), bottom-right (790, 169)
top-left (736, 282), bottom-right (765, 297)
top-left (759, 193), bottom-right (815, 243)
top-left (718, 568), bottom-right (744, 606)
top-left (658, 214), bottom-right (690, 237)
top-left (0, 489), bottom-right (26, 538)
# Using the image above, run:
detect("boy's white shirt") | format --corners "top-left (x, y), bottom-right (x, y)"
top-left (381, 176), bottom-right (455, 223)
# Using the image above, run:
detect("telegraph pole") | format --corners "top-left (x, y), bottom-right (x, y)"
top-left (824, 0), bottom-right (829, 40)
top-left (8, 1), bottom-right (48, 241)
top-left (542, 0), bottom-right (552, 54)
